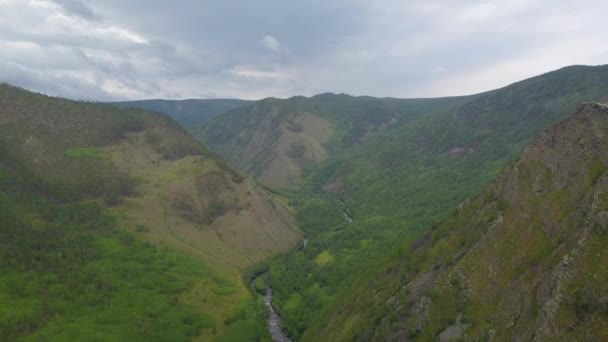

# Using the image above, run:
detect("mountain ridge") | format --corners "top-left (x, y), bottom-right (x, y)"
top-left (112, 98), bottom-right (251, 133)
top-left (199, 93), bottom-right (465, 187)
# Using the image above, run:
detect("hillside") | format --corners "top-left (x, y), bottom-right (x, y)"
top-left (314, 103), bottom-right (608, 341)
top-left (220, 65), bottom-right (608, 340)
top-left (313, 65), bottom-right (608, 218)
top-left (113, 98), bottom-right (250, 132)
top-left (0, 84), bottom-right (299, 340)
top-left (199, 94), bottom-right (465, 187)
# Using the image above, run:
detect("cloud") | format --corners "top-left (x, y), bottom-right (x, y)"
top-left (261, 35), bottom-right (281, 52)
top-left (50, 0), bottom-right (101, 21)
top-left (228, 65), bottom-right (290, 81)
top-left (0, 0), bottom-right (606, 100)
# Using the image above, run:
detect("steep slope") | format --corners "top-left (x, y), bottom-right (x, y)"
top-left (0, 84), bottom-right (299, 268)
top-left (113, 98), bottom-right (250, 132)
top-left (0, 84), bottom-right (298, 340)
top-left (200, 98), bottom-right (334, 187)
top-left (315, 103), bottom-right (608, 341)
top-left (316, 65), bottom-right (608, 220)
top-left (253, 65), bottom-right (608, 340)
top-left (0, 168), bottom-right (224, 341)
top-left (107, 130), bottom-right (300, 271)
top-left (200, 94), bottom-right (464, 187)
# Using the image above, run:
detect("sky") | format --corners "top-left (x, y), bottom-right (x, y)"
top-left (0, 0), bottom-right (607, 101)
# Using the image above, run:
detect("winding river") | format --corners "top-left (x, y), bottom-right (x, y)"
top-left (255, 272), bottom-right (292, 342)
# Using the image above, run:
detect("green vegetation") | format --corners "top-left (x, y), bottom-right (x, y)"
top-left (253, 277), bottom-right (267, 295)
top-left (201, 65), bottom-right (608, 340)
top-left (64, 147), bottom-right (104, 158)
top-left (215, 298), bottom-right (270, 342)
top-left (0, 169), bottom-right (211, 340)
top-left (0, 83), bottom-right (206, 202)
top-left (4, 64), bottom-right (608, 341)
top-left (200, 93), bottom-right (464, 187)
top-left (589, 158), bottom-right (607, 185)
top-left (314, 250), bottom-right (334, 267)
top-left (0, 165), bottom-right (272, 341)
top-left (0, 84), bottom-right (294, 341)
top-left (310, 103), bottom-right (608, 340)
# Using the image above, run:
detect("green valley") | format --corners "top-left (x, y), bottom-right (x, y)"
top-left (3, 63), bottom-right (608, 342)
top-left (3, 1), bottom-right (607, 341)
top-left (194, 65), bottom-right (608, 340)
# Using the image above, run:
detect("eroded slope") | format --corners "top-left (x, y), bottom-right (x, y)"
top-left (107, 131), bottom-right (300, 271)
top-left (200, 98), bottom-right (334, 187)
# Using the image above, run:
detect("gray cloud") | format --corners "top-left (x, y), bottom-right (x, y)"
top-left (0, 0), bottom-right (606, 101)
top-left (51, 0), bottom-right (101, 21)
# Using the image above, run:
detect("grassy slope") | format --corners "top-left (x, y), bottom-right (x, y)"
top-left (198, 65), bottom-right (608, 340)
top-left (317, 103), bottom-right (608, 341)
top-left (107, 131), bottom-right (300, 273)
top-left (0, 84), bottom-right (297, 341)
top-left (113, 99), bottom-right (251, 132)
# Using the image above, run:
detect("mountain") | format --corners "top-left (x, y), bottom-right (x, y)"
top-left (200, 65), bottom-right (608, 340)
top-left (0, 84), bottom-right (298, 340)
top-left (4, 64), bottom-right (608, 341)
top-left (323, 65), bottom-right (608, 223)
top-left (113, 98), bottom-right (251, 132)
top-left (199, 94), bottom-right (465, 187)
top-left (314, 102), bottom-right (608, 341)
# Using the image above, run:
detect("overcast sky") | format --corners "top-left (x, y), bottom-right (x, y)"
top-left (0, 0), bottom-right (607, 101)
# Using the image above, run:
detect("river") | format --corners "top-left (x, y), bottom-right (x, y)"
top-left (256, 202), bottom-right (351, 341)
top-left (339, 200), bottom-right (354, 224)
top-left (255, 272), bottom-right (292, 342)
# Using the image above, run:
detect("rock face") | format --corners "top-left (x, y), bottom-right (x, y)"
top-left (318, 103), bottom-right (608, 341)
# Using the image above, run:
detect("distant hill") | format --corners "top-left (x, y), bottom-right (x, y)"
top-left (199, 94), bottom-right (465, 187)
top-left (112, 98), bottom-right (251, 131)
top-left (315, 103), bottom-right (608, 341)
top-left (0, 84), bottom-right (298, 340)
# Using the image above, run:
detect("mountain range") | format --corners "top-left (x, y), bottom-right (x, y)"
top-left (2, 64), bottom-right (608, 341)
